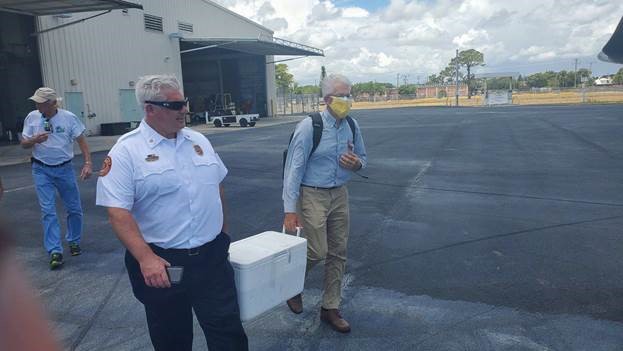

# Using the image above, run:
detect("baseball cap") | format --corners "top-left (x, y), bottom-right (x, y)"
top-left (29, 87), bottom-right (58, 103)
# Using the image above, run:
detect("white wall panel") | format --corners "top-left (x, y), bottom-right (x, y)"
top-left (36, 0), bottom-right (275, 134)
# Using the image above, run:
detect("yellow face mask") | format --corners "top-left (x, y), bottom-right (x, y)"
top-left (328, 96), bottom-right (352, 119)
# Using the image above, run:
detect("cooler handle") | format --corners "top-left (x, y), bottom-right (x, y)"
top-left (274, 250), bottom-right (290, 263)
top-left (282, 226), bottom-right (302, 237)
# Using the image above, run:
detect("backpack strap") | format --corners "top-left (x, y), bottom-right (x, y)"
top-left (309, 112), bottom-right (323, 157)
top-left (308, 112), bottom-right (356, 157)
top-left (282, 113), bottom-right (323, 180)
top-left (345, 115), bottom-right (357, 144)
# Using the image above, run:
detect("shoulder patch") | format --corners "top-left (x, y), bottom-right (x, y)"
top-left (193, 144), bottom-right (204, 156)
top-left (99, 156), bottom-right (112, 177)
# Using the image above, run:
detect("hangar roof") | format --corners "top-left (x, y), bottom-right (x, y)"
top-left (181, 36), bottom-right (324, 57)
top-left (0, 0), bottom-right (142, 16)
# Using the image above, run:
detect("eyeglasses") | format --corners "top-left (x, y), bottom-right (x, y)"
top-left (146, 98), bottom-right (188, 111)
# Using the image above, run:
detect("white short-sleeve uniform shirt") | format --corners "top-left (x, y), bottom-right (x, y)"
top-left (96, 121), bottom-right (228, 249)
top-left (22, 108), bottom-right (86, 165)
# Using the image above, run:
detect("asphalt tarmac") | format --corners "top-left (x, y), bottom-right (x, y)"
top-left (1, 104), bottom-right (623, 350)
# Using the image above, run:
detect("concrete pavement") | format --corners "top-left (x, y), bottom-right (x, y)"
top-left (2, 105), bottom-right (623, 350)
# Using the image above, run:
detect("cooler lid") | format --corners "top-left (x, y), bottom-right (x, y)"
top-left (229, 231), bottom-right (306, 269)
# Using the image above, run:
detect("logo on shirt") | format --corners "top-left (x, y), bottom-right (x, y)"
top-left (193, 145), bottom-right (204, 156)
top-left (99, 156), bottom-right (112, 177)
top-left (55, 126), bottom-right (65, 133)
top-left (145, 154), bottom-right (159, 162)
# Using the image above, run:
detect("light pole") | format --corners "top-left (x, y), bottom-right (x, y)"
top-left (455, 49), bottom-right (460, 107)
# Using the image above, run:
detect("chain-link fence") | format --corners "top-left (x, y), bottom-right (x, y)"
top-left (511, 86), bottom-right (623, 105)
top-left (275, 90), bottom-right (322, 115)
top-left (348, 86), bottom-right (623, 108)
top-left (275, 86), bottom-right (623, 112)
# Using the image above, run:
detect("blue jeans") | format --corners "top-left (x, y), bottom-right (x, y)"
top-left (32, 162), bottom-right (83, 255)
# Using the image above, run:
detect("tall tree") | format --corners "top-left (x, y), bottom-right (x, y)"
top-left (439, 58), bottom-right (462, 83)
top-left (276, 64), bottom-right (294, 92)
top-left (614, 67), bottom-right (623, 84)
top-left (320, 66), bottom-right (327, 97)
top-left (455, 49), bottom-right (484, 98)
top-left (437, 49), bottom-right (484, 97)
top-left (576, 68), bottom-right (593, 85)
top-left (398, 84), bottom-right (417, 95)
top-left (294, 85), bottom-right (321, 95)
top-left (352, 81), bottom-right (393, 96)
top-left (428, 74), bottom-right (442, 84)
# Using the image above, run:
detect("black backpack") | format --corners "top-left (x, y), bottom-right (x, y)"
top-left (282, 112), bottom-right (356, 178)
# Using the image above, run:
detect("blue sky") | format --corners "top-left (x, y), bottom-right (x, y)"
top-left (334, 0), bottom-right (388, 12)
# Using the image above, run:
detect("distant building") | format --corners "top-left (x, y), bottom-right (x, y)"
top-left (387, 88), bottom-right (400, 100)
top-left (594, 76), bottom-right (614, 86)
top-left (0, 0), bottom-right (322, 139)
top-left (416, 84), bottom-right (468, 98)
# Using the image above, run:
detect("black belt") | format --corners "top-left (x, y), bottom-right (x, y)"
top-left (150, 242), bottom-right (206, 256)
top-left (149, 232), bottom-right (226, 257)
top-left (301, 184), bottom-right (342, 190)
top-left (31, 157), bottom-right (72, 168)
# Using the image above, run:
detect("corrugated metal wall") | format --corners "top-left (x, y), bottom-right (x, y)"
top-left (266, 55), bottom-right (276, 117)
top-left (36, 0), bottom-right (276, 134)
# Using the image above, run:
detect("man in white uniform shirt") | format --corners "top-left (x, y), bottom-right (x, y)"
top-left (21, 87), bottom-right (92, 270)
top-left (96, 75), bottom-right (247, 351)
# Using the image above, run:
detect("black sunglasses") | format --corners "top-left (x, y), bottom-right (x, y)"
top-left (146, 98), bottom-right (188, 111)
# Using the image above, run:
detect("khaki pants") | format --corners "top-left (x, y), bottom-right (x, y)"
top-left (297, 185), bottom-right (349, 310)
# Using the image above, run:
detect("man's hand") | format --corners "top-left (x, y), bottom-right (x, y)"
top-left (139, 253), bottom-right (171, 288)
top-left (32, 133), bottom-right (50, 144)
top-left (283, 212), bottom-right (301, 233)
top-left (79, 163), bottom-right (92, 180)
top-left (339, 141), bottom-right (361, 171)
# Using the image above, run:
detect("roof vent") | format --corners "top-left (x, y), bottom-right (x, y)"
top-left (144, 14), bottom-right (163, 32)
top-left (178, 22), bottom-right (193, 33)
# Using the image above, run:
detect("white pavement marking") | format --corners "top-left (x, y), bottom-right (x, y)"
top-left (5, 185), bottom-right (35, 193)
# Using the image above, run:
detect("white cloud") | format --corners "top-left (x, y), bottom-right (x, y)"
top-left (452, 29), bottom-right (490, 48)
top-left (309, 1), bottom-right (342, 22)
top-left (211, 0), bottom-right (623, 83)
top-left (342, 7), bottom-right (369, 18)
top-left (350, 48), bottom-right (397, 70)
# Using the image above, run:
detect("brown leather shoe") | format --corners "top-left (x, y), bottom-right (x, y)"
top-left (286, 294), bottom-right (303, 314)
top-left (320, 308), bottom-right (351, 333)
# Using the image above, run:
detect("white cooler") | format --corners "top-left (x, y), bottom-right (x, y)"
top-left (228, 230), bottom-right (307, 322)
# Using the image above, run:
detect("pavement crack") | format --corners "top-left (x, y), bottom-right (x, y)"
top-left (355, 214), bottom-right (623, 274)
top-left (224, 166), bottom-right (623, 208)
top-left (537, 118), bottom-right (620, 160)
top-left (350, 180), bottom-right (623, 208)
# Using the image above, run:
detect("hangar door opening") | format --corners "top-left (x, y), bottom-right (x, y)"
top-left (0, 11), bottom-right (42, 142)
top-left (181, 47), bottom-right (267, 119)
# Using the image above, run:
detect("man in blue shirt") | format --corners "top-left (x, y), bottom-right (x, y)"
top-left (283, 74), bottom-right (367, 333)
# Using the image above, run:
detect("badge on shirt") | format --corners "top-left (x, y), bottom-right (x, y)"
top-left (55, 126), bottom-right (65, 133)
top-left (145, 154), bottom-right (159, 162)
top-left (99, 156), bottom-right (112, 177)
top-left (193, 145), bottom-right (204, 156)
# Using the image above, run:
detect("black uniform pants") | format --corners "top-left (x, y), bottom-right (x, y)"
top-left (125, 232), bottom-right (248, 351)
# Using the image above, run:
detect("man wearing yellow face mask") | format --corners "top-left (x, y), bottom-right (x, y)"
top-left (282, 74), bottom-right (367, 333)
